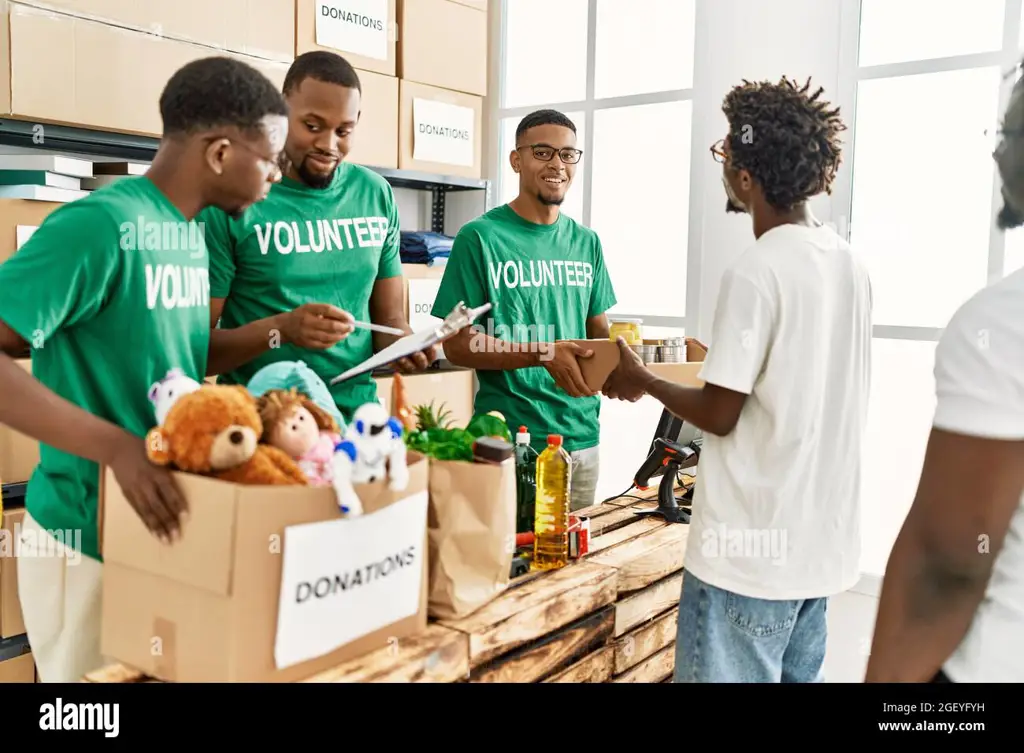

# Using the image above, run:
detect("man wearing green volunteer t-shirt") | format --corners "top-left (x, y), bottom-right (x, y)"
top-left (432, 110), bottom-right (617, 511)
top-left (0, 57), bottom-right (302, 683)
top-left (203, 51), bottom-right (437, 424)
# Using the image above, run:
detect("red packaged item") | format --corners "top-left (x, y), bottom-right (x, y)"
top-left (568, 515), bottom-right (591, 559)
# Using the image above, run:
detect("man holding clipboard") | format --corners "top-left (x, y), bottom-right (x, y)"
top-left (201, 52), bottom-right (436, 423)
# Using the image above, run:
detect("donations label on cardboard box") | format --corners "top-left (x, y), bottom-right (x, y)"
top-left (413, 98), bottom-right (475, 167)
top-left (315, 0), bottom-right (389, 61)
top-left (274, 489), bottom-right (428, 669)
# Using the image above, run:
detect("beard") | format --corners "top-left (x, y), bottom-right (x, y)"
top-left (295, 157), bottom-right (338, 189)
top-left (539, 192), bottom-right (565, 207)
top-left (726, 198), bottom-right (746, 213)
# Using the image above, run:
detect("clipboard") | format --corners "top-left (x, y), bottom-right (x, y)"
top-left (329, 301), bottom-right (492, 385)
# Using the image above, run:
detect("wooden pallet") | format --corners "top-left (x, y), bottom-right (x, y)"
top-left (84, 485), bottom-right (691, 684)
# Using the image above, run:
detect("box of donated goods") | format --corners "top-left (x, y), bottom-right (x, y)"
top-left (99, 452), bottom-right (429, 682)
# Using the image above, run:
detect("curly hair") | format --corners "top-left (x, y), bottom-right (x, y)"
top-left (256, 388), bottom-right (338, 441)
top-left (723, 76), bottom-right (846, 212)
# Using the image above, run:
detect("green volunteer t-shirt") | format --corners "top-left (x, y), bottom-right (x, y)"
top-left (202, 163), bottom-right (403, 423)
top-left (0, 177), bottom-right (211, 562)
top-left (431, 204), bottom-right (617, 453)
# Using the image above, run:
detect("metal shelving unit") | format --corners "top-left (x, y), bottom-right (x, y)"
top-left (0, 119), bottom-right (492, 233)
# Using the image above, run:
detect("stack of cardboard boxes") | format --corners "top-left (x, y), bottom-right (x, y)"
top-left (295, 0), bottom-right (486, 178)
top-left (0, 0), bottom-right (295, 136)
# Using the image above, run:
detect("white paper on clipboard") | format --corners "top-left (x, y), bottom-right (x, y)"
top-left (329, 302), bottom-right (491, 385)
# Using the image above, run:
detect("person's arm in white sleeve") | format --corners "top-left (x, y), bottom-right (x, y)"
top-left (867, 296), bottom-right (1024, 682)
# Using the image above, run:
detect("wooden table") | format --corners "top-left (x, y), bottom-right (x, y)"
top-left (84, 484), bottom-right (691, 684)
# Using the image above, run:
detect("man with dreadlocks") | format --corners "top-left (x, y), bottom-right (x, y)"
top-left (602, 77), bottom-right (872, 683)
top-left (865, 70), bottom-right (1024, 684)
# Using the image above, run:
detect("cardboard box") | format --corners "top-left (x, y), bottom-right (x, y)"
top-left (0, 2), bottom-right (290, 137)
top-left (346, 69), bottom-right (399, 170)
top-left (0, 199), bottom-right (62, 264)
top-left (401, 262), bottom-right (445, 322)
top-left (295, 0), bottom-right (396, 76)
top-left (645, 338), bottom-right (708, 387)
top-left (397, 0), bottom-right (487, 96)
top-left (396, 370), bottom-right (475, 428)
top-left (19, 0), bottom-right (295, 61)
top-left (568, 339), bottom-right (620, 393)
top-left (0, 361), bottom-right (40, 486)
top-left (0, 507), bottom-right (26, 639)
top-left (374, 375), bottom-right (393, 412)
top-left (399, 79), bottom-right (482, 179)
top-left (0, 637), bottom-right (34, 683)
top-left (99, 453), bottom-right (430, 682)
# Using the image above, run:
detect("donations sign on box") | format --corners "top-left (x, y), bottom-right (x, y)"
top-left (315, 0), bottom-right (389, 61)
top-left (273, 490), bottom-right (429, 669)
top-left (413, 98), bottom-right (474, 167)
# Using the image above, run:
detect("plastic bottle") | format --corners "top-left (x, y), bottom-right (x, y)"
top-left (514, 426), bottom-right (539, 534)
top-left (533, 434), bottom-right (572, 570)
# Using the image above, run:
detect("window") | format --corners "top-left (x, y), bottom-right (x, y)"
top-left (501, 0), bottom-right (589, 109)
top-left (836, 0), bottom-right (1022, 576)
top-left (593, 0), bottom-right (696, 98)
top-left (859, 339), bottom-right (937, 575)
top-left (590, 101), bottom-right (692, 318)
top-left (858, 0), bottom-right (1005, 67)
top-left (849, 67), bottom-right (1001, 328)
top-left (495, 0), bottom-right (698, 332)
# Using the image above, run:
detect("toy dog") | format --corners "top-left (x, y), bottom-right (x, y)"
top-left (331, 402), bottom-right (409, 516)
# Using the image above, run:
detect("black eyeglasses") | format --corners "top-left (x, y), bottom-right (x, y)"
top-left (517, 144), bottom-right (583, 164)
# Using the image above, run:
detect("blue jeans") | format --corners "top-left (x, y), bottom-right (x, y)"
top-left (673, 569), bottom-right (828, 683)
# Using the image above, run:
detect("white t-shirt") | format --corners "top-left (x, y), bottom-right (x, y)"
top-left (684, 222), bottom-right (872, 600)
top-left (933, 269), bottom-right (1024, 683)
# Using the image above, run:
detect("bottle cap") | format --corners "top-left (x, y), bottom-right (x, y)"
top-left (548, 434), bottom-right (562, 446)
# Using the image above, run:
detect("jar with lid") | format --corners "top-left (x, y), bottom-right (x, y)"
top-left (608, 317), bottom-right (643, 345)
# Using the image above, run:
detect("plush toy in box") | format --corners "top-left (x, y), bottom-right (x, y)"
top-left (145, 383), bottom-right (308, 486)
top-left (147, 361), bottom-right (411, 516)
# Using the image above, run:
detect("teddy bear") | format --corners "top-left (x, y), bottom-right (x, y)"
top-left (255, 388), bottom-right (342, 487)
top-left (145, 384), bottom-right (308, 486)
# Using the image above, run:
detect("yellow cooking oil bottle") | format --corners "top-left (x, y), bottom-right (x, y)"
top-left (532, 434), bottom-right (572, 570)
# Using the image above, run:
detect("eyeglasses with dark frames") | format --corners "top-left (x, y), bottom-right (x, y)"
top-left (517, 143), bottom-right (584, 164)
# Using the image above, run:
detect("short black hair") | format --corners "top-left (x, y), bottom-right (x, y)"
top-left (723, 77), bottom-right (846, 212)
top-left (515, 109), bottom-right (577, 144)
top-left (159, 57), bottom-right (287, 138)
top-left (283, 51), bottom-right (362, 96)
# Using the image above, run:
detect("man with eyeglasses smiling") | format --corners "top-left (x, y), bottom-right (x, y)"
top-left (432, 109), bottom-right (617, 511)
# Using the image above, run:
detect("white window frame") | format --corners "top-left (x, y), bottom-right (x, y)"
top-left (488, 0), bottom-right (709, 332)
top-left (831, 0), bottom-right (1024, 343)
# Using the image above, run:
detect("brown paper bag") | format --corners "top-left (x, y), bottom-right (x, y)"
top-left (427, 457), bottom-right (517, 620)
